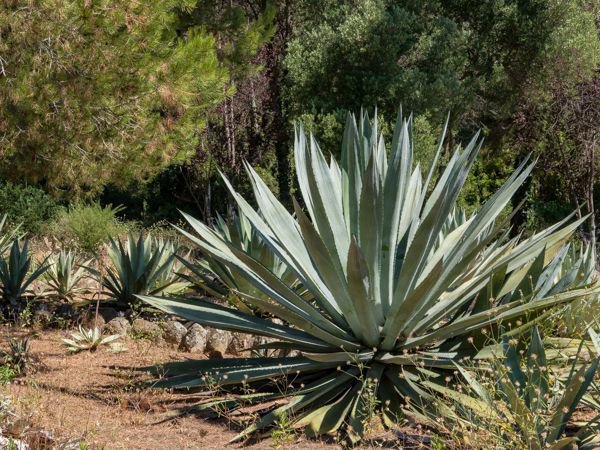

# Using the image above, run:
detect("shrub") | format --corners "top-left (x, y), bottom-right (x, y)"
top-left (140, 110), bottom-right (600, 444)
top-left (49, 203), bottom-right (125, 253)
top-left (0, 182), bottom-right (60, 234)
top-left (0, 366), bottom-right (17, 386)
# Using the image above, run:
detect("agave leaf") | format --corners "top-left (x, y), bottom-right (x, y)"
top-left (525, 327), bottom-right (548, 411)
top-left (232, 369), bottom-right (358, 442)
top-left (404, 286), bottom-right (600, 350)
top-left (547, 360), bottom-right (599, 442)
top-left (100, 334), bottom-right (121, 345)
top-left (452, 363), bottom-right (493, 407)
top-left (301, 385), bottom-right (359, 437)
top-left (346, 237), bottom-right (380, 347)
top-left (547, 437), bottom-right (578, 450)
top-left (138, 295), bottom-right (340, 352)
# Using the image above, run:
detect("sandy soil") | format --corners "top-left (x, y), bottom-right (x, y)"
top-left (0, 327), bottom-right (419, 450)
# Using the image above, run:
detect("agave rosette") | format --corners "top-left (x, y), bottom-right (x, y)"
top-left (140, 111), bottom-right (599, 443)
top-left (43, 249), bottom-right (92, 304)
top-left (0, 239), bottom-right (49, 308)
top-left (96, 233), bottom-right (189, 308)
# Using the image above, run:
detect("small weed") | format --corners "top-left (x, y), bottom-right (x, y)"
top-left (53, 315), bottom-right (71, 330)
top-left (18, 302), bottom-right (34, 328)
top-left (0, 366), bottom-right (18, 385)
top-left (431, 435), bottom-right (447, 450)
top-left (271, 411), bottom-right (295, 448)
top-left (4, 336), bottom-right (31, 374)
top-left (128, 328), bottom-right (158, 341)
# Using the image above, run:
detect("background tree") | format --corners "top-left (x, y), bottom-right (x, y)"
top-left (281, 0), bottom-right (599, 229)
top-left (0, 0), bottom-right (598, 243)
top-left (0, 0), bottom-right (229, 198)
top-left (101, 1), bottom-right (278, 222)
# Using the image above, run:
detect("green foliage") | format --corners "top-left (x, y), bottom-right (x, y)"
top-left (175, 1), bottom-right (276, 80)
top-left (0, 0), bottom-right (231, 198)
top-left (281, 0), bottom-right (599, 220)
top-left (458, 150), bottom-right (516, 216)
top-left (49, 203), bottom-right (125, 254)
top-left (447, 327), bottom-right (600, 449)
top-left (62, 326), bottom-right (120, 353)
top-left (0, 182), bottom-right (60, 234)
top-left (0, 366), bottom-right (18, 386)
top-left (140, 111), bottom-right (599, 444)
top-left (284, 0), bottom-right (598, 123)
top-left (270, 411), bottom-right (295, 448)
top-left (97, 233), bottom-right (188, 308)
top-left (42, 250), bottom-right (92, 304)
top-left (0, 240), bottom-right (49, 309)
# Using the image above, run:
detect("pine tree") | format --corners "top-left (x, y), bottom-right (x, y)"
top-left (0, 0), bottom-right (230, 198)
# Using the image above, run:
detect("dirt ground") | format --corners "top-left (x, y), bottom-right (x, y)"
top-left (0, 327), bottom-right (424, 450)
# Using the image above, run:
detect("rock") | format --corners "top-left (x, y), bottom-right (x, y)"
top-left (23, 429), bottom-right (55, 448)
top-left (0, 436), bottom-right (26, 450)
top-left (81, 311), bottom-right (105, 329)
top-left (3, 417), bottom-right (29, 436)
top-left (228, 333), bottom-right (258, 357)
top-left (163, 320), bottom-right (187, 345)
top-left (55, 303), bottom-right (76, 320)
top-left (131, 318), bottom-right (162, 340)
top-left (180, 324), bottom-right (208, 353)
top-left (98, 307), bottom-right (120, 323)
top-left (33, 303), bottom-right (53, 326)
top-left (205, 329), bottom-right (231, 358)
top-left (104, 317), bottom-right (131, 336)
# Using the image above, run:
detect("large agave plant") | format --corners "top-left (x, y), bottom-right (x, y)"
top-left (96, 233), bottom-right (189, 308)
top-left (140, 111), bottom-right (599, 443)
top-left (182, 211), bottom-right (300, 314)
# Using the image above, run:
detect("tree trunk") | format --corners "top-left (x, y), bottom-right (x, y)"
top-left (265, 0), bottom-right (292, 206)
top-left (587, 145), bottom-right (596, 250)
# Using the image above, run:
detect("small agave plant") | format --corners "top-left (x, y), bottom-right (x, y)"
top-left (93, 233), bottom-right (189, 309)
top-left (182, 211), bottom-right (301, 314)
top-left (0, 239), bottom-right (49, 311)
top-left (43, 250), bottom-right (92, 304)
top-left (140, 110), bottom-right (600, 443)
top-left (63, 325), bottom-right (120, 353)
top-left (4, 336), bottom-right (31, 375)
